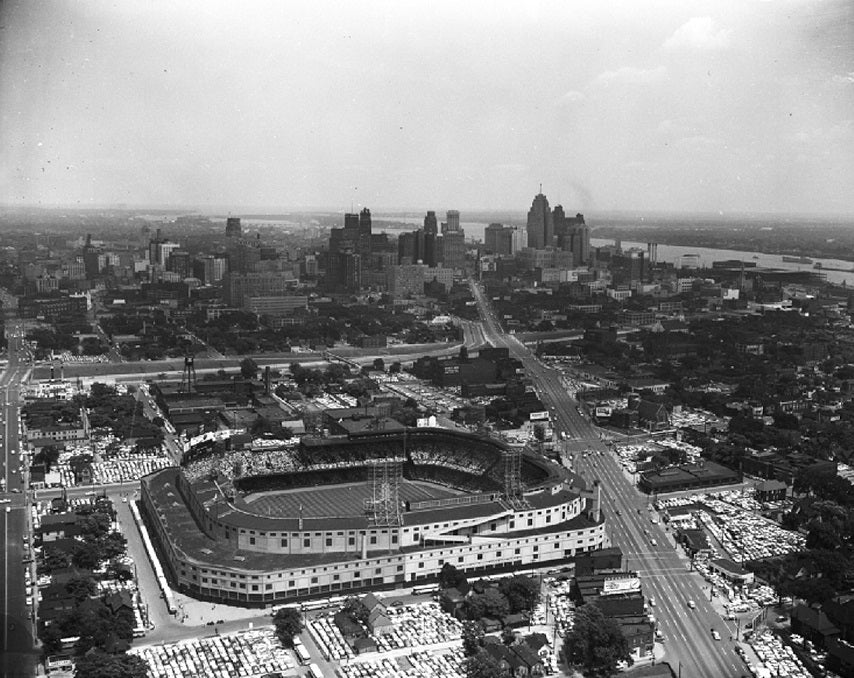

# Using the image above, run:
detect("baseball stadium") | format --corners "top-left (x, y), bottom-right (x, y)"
top-left (141, 427), bottom-right (608, 605)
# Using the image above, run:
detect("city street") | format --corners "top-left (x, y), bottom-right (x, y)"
top-left (0, 324), bottom-right (38, 678)
top-left (469, 280), bottom-right (747, 678)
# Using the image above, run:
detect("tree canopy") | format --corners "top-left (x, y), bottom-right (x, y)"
top-left (563, 602), bottom-right (632, 678)
top-left (272, 607), bottom-right (303, 648)
top-left (73, 650), bottom-right (150, 678)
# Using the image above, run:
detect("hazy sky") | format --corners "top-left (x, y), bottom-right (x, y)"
top-left (1, 0), bottom-right (852, 215)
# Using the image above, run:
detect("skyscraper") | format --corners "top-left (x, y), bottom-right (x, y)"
top-left (526, 191), bottom-right (553, 249)
top-left (444, 210), bottom-right (461, 233)
top-left (225, 217), bottom-right (242, 238)
top-left (424, 210), bottom-right (438, 235)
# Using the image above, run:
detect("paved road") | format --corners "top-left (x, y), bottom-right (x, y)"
top-left (30, 341), bottom-right (466, 382)
top-left (469, 280), bottom-right (747, 678)
top-left (1, 324), bottom-right (38, 678)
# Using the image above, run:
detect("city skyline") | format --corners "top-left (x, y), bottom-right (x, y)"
top-left (1, 0), bottom-right (853, 215)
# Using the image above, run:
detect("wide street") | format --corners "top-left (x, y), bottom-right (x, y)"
top-left (469, 280), bottom-right (747, 678)
top-left (0, 324), bottom-right (37, 678)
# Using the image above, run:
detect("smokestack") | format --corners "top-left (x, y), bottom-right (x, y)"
top-left (361, 533), bottom-right (368, 559)
top-left (264, 366), bottom-right (271, 395)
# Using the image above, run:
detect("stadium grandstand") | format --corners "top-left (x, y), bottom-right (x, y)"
top-left (141, 427), bottom-right (608, 606)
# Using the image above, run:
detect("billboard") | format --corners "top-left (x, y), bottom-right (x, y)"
top-left (601, 576), bottom-right (641, 596)
top-left (529, 411), bottom-right (550, 421)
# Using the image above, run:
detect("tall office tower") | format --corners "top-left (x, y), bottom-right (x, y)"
top-left (167, 250), bottom-right (192, 278)
top-left (226, 217), bottom-right (242, 238)
top-left (647, 243), bottom-right (658, 265)
top-left (510, 225), bottom-right (528, 254)
top-left (576, 214), bottom-right (590, 265)
top-left (359, 208), bottom-right (372, 236)
top-left (82, 234), bottom-right (101, 279)
top-left (526, 191), bottom-right (553, 249)
top-left (423, 231), bottom-right (440, 267)
top-left (442, 231), bottom-right (466, 271)
top-left (194, 255), bottom-right (228, 283)
top-left (398, 231), bottom-right (417, 264)
top-left (444, 210), bottom-right (461, 233)
top-left (358, 207), bottom-right (373, 258)
top-left (148, 229), bottom-right (180, 267)
top-left (484, 223), bottom-right (506, 255)
top-left (553, 204), bottom-right (566, 243)
top-left (344, 213), bottom-right (360, 231)
top-left (424, 210), bottom-right (438, 235)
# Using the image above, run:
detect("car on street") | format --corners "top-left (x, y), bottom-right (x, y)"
top-left (687, 600), bottom-right (696, 609)
top-left (650, 538), bottom-right (657, 546)
top-left (711, 630), bottom-right (721, 641)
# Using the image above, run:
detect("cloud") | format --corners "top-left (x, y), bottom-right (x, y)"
top-left (592, 66), bottom-right (666, 87)
top-left (558, 90), bottom-right (585, 104)
top-left (663, 17), bottom-right (731, 51)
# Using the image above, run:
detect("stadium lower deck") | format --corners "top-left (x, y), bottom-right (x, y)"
top-left (241, 480), bottom-right (464, 518)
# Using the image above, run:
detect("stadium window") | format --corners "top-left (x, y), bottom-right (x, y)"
top-left (510, 521), bottom-right (515, 528)
top-left (348, 537), bottom-right (355, 546)
top-left (202, 577), bottom-right (208, 583)
top-left (496, 551), bottom-right (501, 558)
top-left (289, 581), bottom-right (295, 587)
top-left (438, 559), bottom-right (444, 566)
top-left (251, 585), bottom-right (258, 591)
top-left (418, 562), bottom-right (424, 569)
top-left (304, 538), bottom-right (311, 548)
top-left (311, 577), bottom-right (318, 584)
top-left (458, 557), bottom-right (464, 563)
top-left (315, 532), bottom-right (321, 537)
top-left (546, 515), bottom-right (551, 523)
top-left (239, 583), bottom-right (246, 589)
top-left (231, 582), bottom-right (237, 588)
top-left (326, 538), bottom-right (332, 547)
top-left (477, 554), bottom-right (483, 561)
top-left (266, 584), bottom-right (272, 590)
top-left (375, 568), bottom-right (381, 574)
top-left (533, 545), bottom-right (538, 552)
top-left (397, 565), bottom-right (403, 572)
top-left (527, 519), bottom-right (533, 526)
top-left (391, 535), bottom-right (398, 544)
top-left (490, 523), bottom-right (496, 531)
top-left (281, 539), bottom-right (288, 547)
top-left (514, 548), bottom-right (521, 555)
top-left (333, 574), bottom-right (340, 581)
top-left (354, 572), bottom-right (360, 578)
top-left (370, 536), bottom-right (377, 545)
top-left (337, 531), bottom-right (343, 536)
top-left (249, 537), bottom-right (255, 545)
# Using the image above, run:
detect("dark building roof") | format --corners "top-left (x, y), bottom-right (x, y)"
top-left (792, 604), bottom-right (840, 637)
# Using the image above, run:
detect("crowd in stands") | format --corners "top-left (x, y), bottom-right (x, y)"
top-left (182, 435), bottom-right (511, 494)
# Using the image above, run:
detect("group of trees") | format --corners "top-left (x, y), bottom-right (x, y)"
top-left (271, 607), bottom-right (303, 648)
top-left (39, 576), bottom-right (136, 656)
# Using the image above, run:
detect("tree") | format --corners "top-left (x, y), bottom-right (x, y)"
top-left (466, 588), bottom-right (510, 621)
top-left (501, 626), bottom-right (516, 646)
top-left (499, 575), bottom-right (540, 614)
top-left (563, 602), bottom-right (632, 678)
top-left (73, 650), bottom-right (150, 678)
top-left (272, 607), bottom-right (303, 648)
top-left (389, 361), bottom-right (402, 374)
top-left (372, 358), bottom-right (385, 372)
top-left (240, 357), bottom-right (259, 380)
top-left (464, 649), bottom-right (510, 678)
top-left (33, 445), bottom-right (61, 472)
top-left (65, 576), bottom-right (97, 602)
top-left (461, 620), bottom-right (484, 657)
top-left (439, 563), bottom-right (469, 593)
top-left (342, 596), bottom-right (370, 625)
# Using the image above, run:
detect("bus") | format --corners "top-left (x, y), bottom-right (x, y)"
top-left (293, 640), bottom-right (311, 665)
top-left (306, 663), bottom-right (323, 678)
top-left (412, 584), bottom-right (437, 596)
